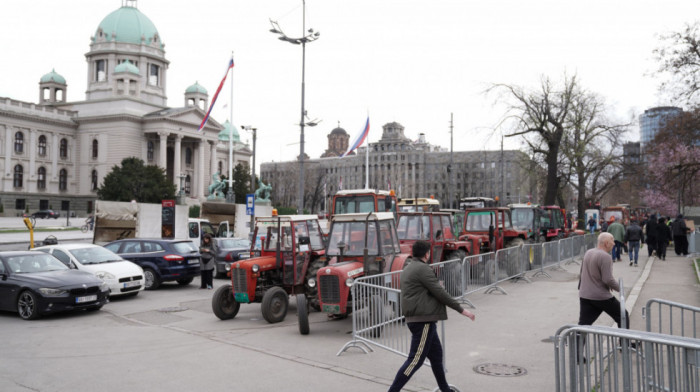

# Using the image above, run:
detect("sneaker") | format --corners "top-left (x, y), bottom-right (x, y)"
top-left (629, 261), bottom-right (633, 266)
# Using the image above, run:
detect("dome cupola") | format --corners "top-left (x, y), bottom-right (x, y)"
top-left (39, 69), bottom-right (67, 104)
top-left (218, 120), bottom-right (240, 142)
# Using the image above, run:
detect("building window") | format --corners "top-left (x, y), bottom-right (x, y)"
top-left (37, 167), bottom-right (46, 189)
top-left (60, 138), bottom-right (68, 159)
top-left (185, 175), bottom-right (191, 194)
top-left (185, 147), bottom-right (192, 165)
top-left (91, 170), bottom-right (98, 191)
top-left (149, 64), bottom-right (160, 86)
top-left (13, 165), bottom-right (23, 188)
top-left (218, 161), bottom-right (222, 173)
top-left (14, 132), bottom-right (24, 154)
top-left (15, 199), bottom-right (26, 211)
top-left (59, 169), bottom-right (67, 191)
top-left (147, 141), bottom-right (154, 161)
top-left (95, 59), bottom-right (107, 82)
top-left (38, 135), bottom-right (47, 156)
top-left (92, 139), bottom-right (98, 159)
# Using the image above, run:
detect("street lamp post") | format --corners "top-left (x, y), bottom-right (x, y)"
top-left (242, 125), bottom-right (257, 233)
top-left (270, 0), bottom-right (320, 214)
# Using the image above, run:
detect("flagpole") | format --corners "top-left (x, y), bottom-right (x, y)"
top-left (227, 51), bottom-right (234, 203)
top-left (365, 112), bottom-right (369, 189)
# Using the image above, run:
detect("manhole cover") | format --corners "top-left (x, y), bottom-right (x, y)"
top-left (158, 306), bottom-right (188, 313)
top-left (473, 363), bottom-right (527, 377)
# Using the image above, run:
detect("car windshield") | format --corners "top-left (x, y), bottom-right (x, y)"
top-left (218, 239), bottom-right (250, 249)
top-left (69, 247), bottom-right (123, 264)
top-left (172, 241), bottom-right (198, 253)
top-left (6, 254), bottom-right (68, 273)
top-left (511, 208), bottom-right (534, 230)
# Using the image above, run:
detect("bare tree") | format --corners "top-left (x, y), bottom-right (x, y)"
top-left (654, 21), bottom-right (700, 104)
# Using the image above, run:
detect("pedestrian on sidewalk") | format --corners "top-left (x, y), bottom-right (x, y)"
top-left (388, 240), bottom-right (475, 392)
top-left (644, 215), bottom-right (658, 257)
top-left (578, 232), bottom-right (630, 329)
top-left (656, 217), bottom-right (672, 261)
top-left (607, 217), bottom-right (625, 262)
top-left (587, 216), bottom-right (596, 234)
top-left (199, 233), bottom-right (215, 289)
top-left (671, 214), bottom-right (690, 256)
top-left (625, 219), bottom-right (643, 266)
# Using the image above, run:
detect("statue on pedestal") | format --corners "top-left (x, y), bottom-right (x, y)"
top-left (207, 171), bottom-right (226, 200)
top-left (254, 179), bottom-right (272, 202)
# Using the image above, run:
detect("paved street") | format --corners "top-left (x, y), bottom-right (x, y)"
top-left (0, 220), bottom-right (698, 392)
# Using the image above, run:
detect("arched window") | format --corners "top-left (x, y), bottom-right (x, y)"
top-left (14, 132), bottom-right (24, 154)
top-left (185, 147), bottom-right (192, 165)
top-left (147, 141), bottom-right (154, 161)
top-left (37, 167), bottom-right (46, 189)
top-left (185, 175), bottom-right (191, 194)
top-left (59, 169), bottom-right (67, 191)
top-left (13, 165), bottom-right (23, 188)
top-left (91, 170), bottom-right (98, 191)
top-left (92, 139), bottom-right (98, 159)
top-left (38, 135), bottom-right (47, 157)
top-left (59, 138), bottom-right (68, 159)
top-left (218, 161), bottom-right (223, 173)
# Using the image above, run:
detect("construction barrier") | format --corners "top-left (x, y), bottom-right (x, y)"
top-left (644, 298), bottom-right (700, 339)
top-left (554, 324), bottom-right (700, 392)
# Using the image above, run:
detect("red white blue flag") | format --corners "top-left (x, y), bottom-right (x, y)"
top-left (341, 116), bottom-right (370, 157)
top-left (198, 57), bottom-right (234, 132)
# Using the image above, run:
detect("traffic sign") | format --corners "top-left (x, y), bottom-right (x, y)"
top-left (246, 194), bottom-right (255, 215)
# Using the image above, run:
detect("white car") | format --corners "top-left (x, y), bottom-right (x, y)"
top-left (34, 243), bottom-right (145, 297)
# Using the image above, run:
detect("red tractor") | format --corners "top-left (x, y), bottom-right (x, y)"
top-left (460, 207), bottom-right (527, 253)
top-left (541, 205), bottom-right (584, 240)
top-left (310, 212), bottom-right (410, 334)
top-left (211, 214), bottom-right (326, 328)
top-left (396, 211), bottom-right (477, 262)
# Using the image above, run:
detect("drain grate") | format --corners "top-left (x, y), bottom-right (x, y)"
top-left (158, 306), bottom-right (188, 313)
top-left (473, 363), bottom-right (527, 377)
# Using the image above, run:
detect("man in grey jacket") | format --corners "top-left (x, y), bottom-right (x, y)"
top-left (388, 240), bottom-right (475, 392)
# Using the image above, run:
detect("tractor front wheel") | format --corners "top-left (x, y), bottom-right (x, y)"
top-left (261, 286), bottom-right (289, 324)
top-left (297, 294), bottom-right (310, 335)
top-left (212, 285), bottom-right (240, 320)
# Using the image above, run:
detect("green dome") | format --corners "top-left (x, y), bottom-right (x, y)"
top-left (114, 60), bottom-right (140, 75)
top-left (95, 6), bottom-right (161, 46)
top-left (186, 82), bottom-right (207, 95)
top-left (218, 120), bottom-right (240, 142)
top-left (40, 69), bottom-right (66, 84)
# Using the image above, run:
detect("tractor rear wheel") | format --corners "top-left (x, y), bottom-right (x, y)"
top-left (261, 286), bottom-right (289, 323)
top-left (212, 285), bottom-right (240, 320)
top-left (305, 259), bottom-right (325, 311)
top-left (297, 294), bottom-right (310, 335)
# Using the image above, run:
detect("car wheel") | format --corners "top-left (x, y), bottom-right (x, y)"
top-left (297, 294), bottom-right (310, 335)
top-left (176, 277), bottom-right (194, 286)
top-left (143, 268), bottom-right (161, 290)
top-left (212, 285), bottom-right (239, 320)
top-left (17, 291), bottom-right (41, 320)
top-left (261, 286), bottom-right (288, 324)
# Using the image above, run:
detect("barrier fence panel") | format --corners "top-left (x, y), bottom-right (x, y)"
top-left (571, 235), bottom-right (586, 262)
top-left (521, 243), bottom-right (543, 276)
top-left (584, 233), bottom-right (597, 252)
top-left (462, 252), bottom-right (502, 297)
top-left (495, 246), bottom-right (524, 284)
top-left (644, 298), bottom-right (700, 339)
top-left (555, 325), bottom-right (700, 392)
top-left (543, 241), bottom-right (560, 268)
top-left (559, 237), bottom-right (574, 265)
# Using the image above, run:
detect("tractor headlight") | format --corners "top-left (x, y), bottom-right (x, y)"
top-left (345, 278), bottom-right (354, 287)
top-left (307, 277), bottom-right (316, 288)
top-left (252, 264), bottom-right (260, 273)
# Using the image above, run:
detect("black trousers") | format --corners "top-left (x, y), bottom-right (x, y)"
top-left (657, 240), bottom-right (668, 260)
top-left (646, 238), bottom-right (657, 256)
top-left (200, 269), bottom-right (214, 288)
top-left (389, 322), bottom-right (451, 392)
top-left (578, 297), bottom-right (630, 329)
top-left (673, 235), bottom-right (689, 255)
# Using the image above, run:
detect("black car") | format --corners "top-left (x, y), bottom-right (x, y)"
top-left (103, 239), bottom-right (201, 290)
top-left (212, 237), bottom-right (251, 278)
top-left (32, 209), bottom-right (60, 219)
top-left (0, 251), bottom-right (109, 320)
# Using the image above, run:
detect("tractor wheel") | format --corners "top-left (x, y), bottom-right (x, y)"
top-left (305, 259), bottom-right (325, 311)
top-left (212, 285), bottom-right (240, 320)
top-left (368, 294), bottom-right (384, 338)
top-left (297, 294), bottom-right (310, 335)
top-left (484, 259), bottom-right (497, 285)
top-left (447, 249), bottom-right (467, 262)
top-left (261, 286), bottom-right (289, 324)
top-left (445, 250), bottom-right (466, 296)
top-left (506, 237), bottom-right (525, 249)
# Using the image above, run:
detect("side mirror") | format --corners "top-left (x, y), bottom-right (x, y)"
top-left (384, 197), bottom-right (392, 211)
top-left (298, 236), bottom-right (310, 245)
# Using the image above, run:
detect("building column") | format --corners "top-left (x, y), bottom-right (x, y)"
top-left (197, 141), bottom-right (205, 199)
top-left (158, 131), bottom-right (168, 171)
top-left (173, 134), bottom-right (182, 189)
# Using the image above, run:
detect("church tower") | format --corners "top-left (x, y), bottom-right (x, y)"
top-left (321, 124), bottom-right (352, 158)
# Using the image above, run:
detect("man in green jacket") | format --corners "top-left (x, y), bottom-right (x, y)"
top-left (606, 217), bottom-right (625, 262)
top-left (388, 240), bottom-right (475, 392)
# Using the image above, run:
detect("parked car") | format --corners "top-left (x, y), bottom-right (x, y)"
top-left (103, 239), bottom-right (201, 290)
top-left (34, 244), bottom-right (145, 297)
top-left (212, 237), bottom-right (251, 278)
top-left (31, 209), bottom-right (60, 219)
top-left (0, 251), bottom-right (109, 320)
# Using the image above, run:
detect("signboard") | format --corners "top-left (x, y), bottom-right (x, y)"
top-left (161, 200), bottom-right (175, 239)
top-left (246, 194), bottom-right (255, 216)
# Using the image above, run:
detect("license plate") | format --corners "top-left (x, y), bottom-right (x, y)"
top-left (123, 281), bottom-right (140, 288)
top-left (76, 295), bottom-right (97, 303)
top-left (188, 258), bottom-right (200, 264)
top-left (239, 254), bottom-right (250, 259)
top-left (322, 304), bottom-right (341, 314)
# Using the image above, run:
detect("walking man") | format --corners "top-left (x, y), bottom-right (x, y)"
top-left (578, 232), bottom-right (630, 329)
top-left (645, 215), bottom-right (658, 257)
top-left (388, 240), bottom-right (475, 392)
top-left (625, 219), bottom-right (643, 266)
top-left (587, 216), bottom-right (596, 234)
top-left (671, 214), bottom-right (691, 256)
top-left (656, 217), bottom-right (672, 261)
top-left (607, 217), bottom-right (625, 262)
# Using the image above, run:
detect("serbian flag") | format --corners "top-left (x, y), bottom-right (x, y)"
top-left (198, 57), bottom-right (234, 132)
top-left (341, 116), bottom-right (370, 157)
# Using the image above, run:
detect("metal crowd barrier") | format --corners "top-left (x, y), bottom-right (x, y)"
top-left (554, 324), bottom-right (700, 392)
top-left (644, 298), bottom-right (700, 339)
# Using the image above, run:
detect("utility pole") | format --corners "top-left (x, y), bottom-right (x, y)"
top-left (448, 113), bottom-right (454, 209)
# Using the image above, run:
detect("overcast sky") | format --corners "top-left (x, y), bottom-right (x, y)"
top-left (1, 0), bottom-right (698, 168)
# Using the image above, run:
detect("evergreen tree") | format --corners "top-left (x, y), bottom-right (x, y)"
top-left (97, 157), bottom-right (176, 203)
